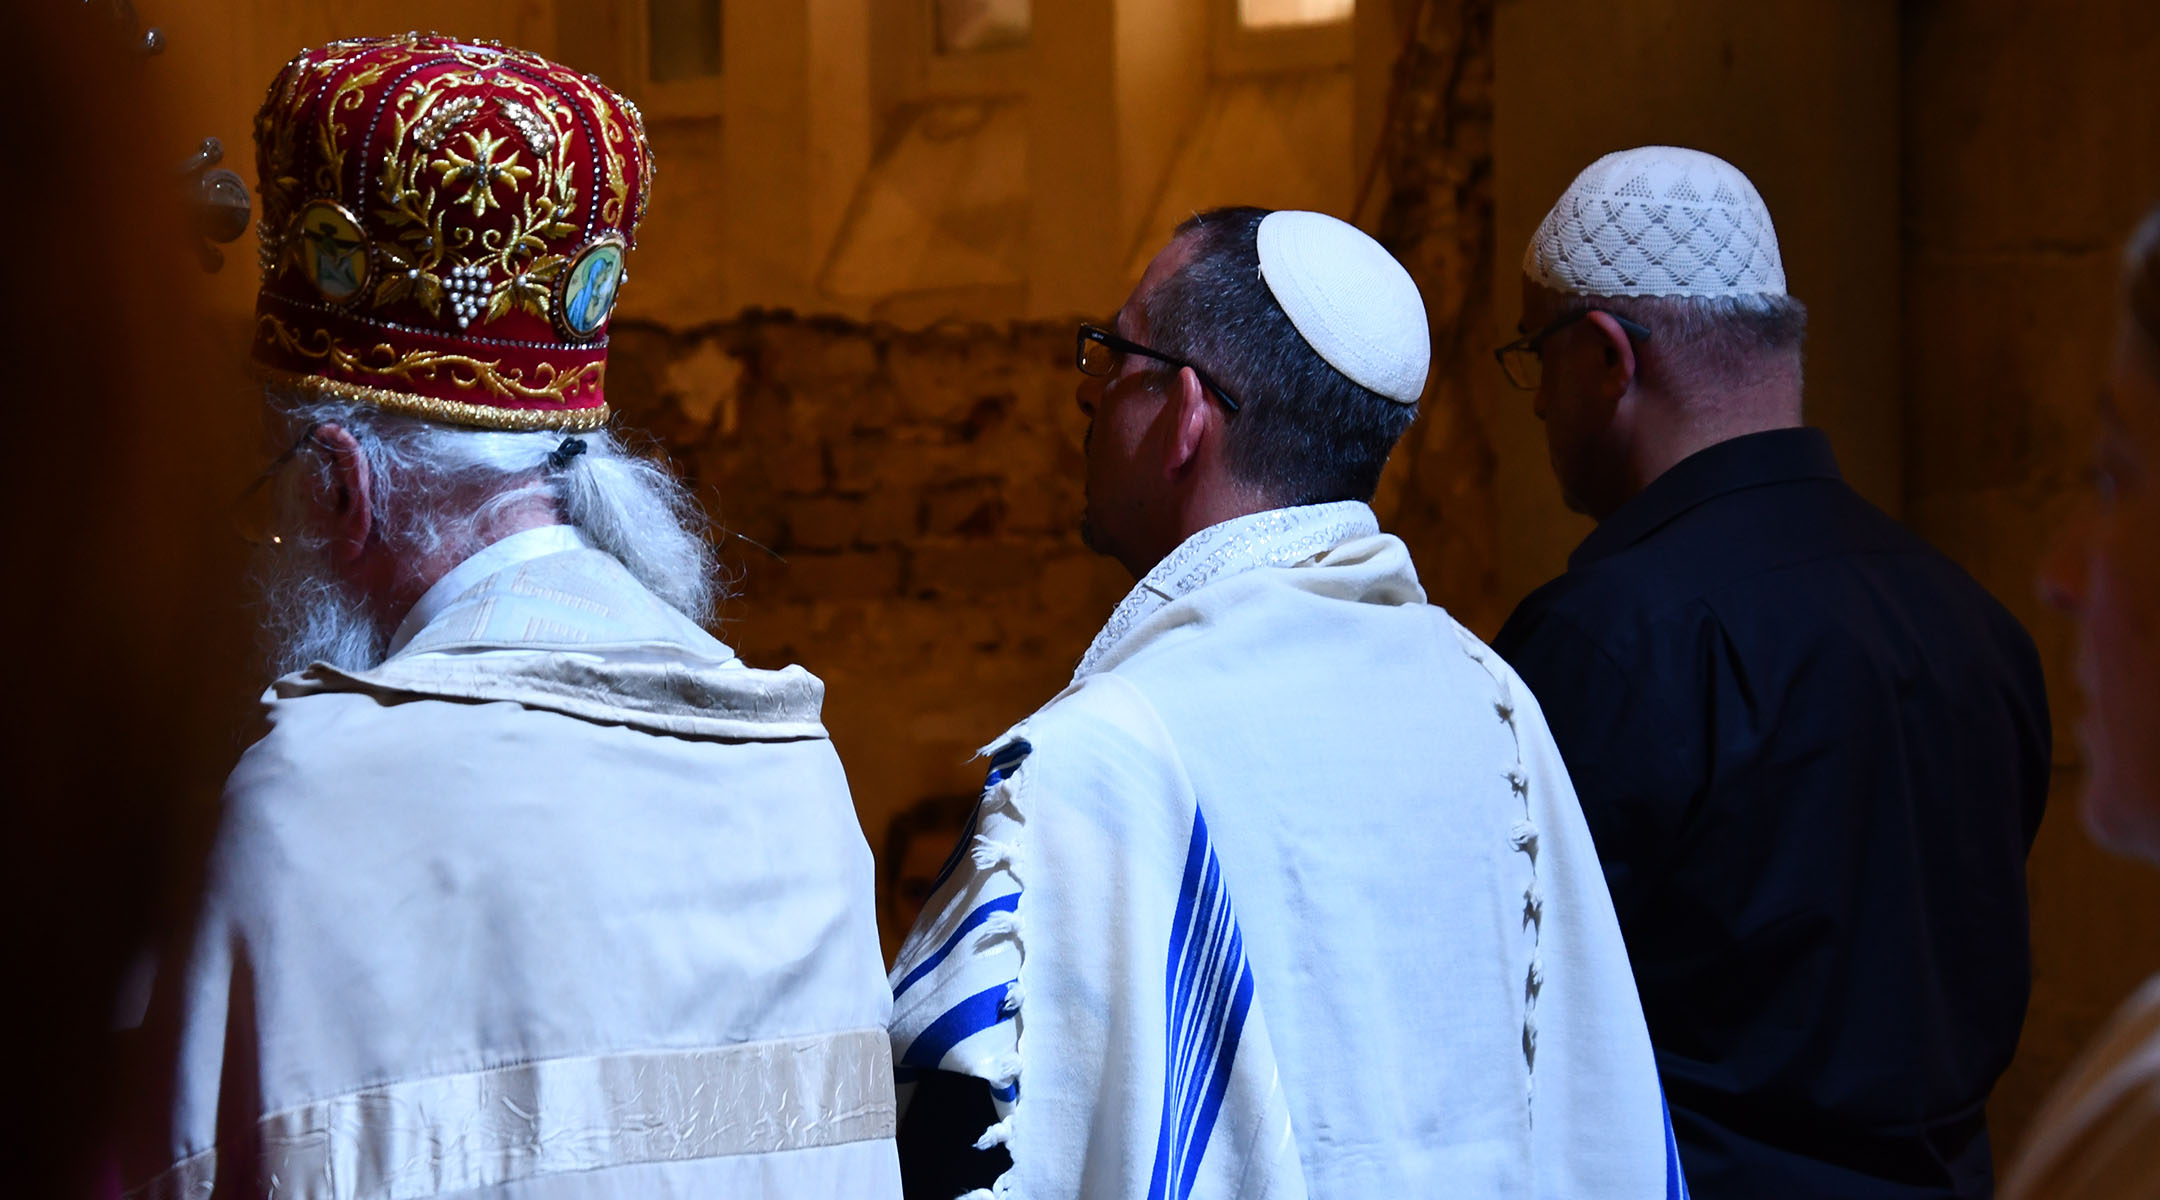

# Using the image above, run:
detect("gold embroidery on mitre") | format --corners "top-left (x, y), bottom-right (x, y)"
top-left (316, 53), bottom-right (409, 196)
top-left (432, 128), bottom-right (532, 218)
top-left (560, 70), bottom-right (635, 230)
top-left (264, 369), bottom-right (610, 432)
top-left (372, 68), bottom-right (581, 326)
top-left (257, 312), bottom-right (605, 406)
top-left (255, 32), bottom-right (648, 413)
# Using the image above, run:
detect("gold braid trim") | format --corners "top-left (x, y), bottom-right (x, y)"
top-left (261, 369), bottom-right (610, 432)
top-left (257, 312), bottom-right (604, 403)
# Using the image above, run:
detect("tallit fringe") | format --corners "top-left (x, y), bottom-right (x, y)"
top-left (979, 909), bottom-right (1025, 944)
top-left (973, 1114), bottom-right (1016, 1151)
top-left (969, 729), bottom-right (1034, 1199)
top-left (971, 836), bottom-right (1024, 876)
top-left (1454, 626), bottom-right (1546, 1114)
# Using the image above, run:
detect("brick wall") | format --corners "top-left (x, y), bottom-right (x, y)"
top-left (607, 314), bottom-right (1135, 947)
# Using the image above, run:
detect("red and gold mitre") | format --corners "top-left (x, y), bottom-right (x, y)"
top-left (252, 34), bottom-right (653, 431)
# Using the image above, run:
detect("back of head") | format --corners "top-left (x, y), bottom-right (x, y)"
top-left (248, 35), bottom-right (718, 671)
top-left (1526, 146), bottom-right (1808, 398)
top-left (262, 392), bottom-right (718, 632)
top-left (1144, 207), bottom-right (1426, 508)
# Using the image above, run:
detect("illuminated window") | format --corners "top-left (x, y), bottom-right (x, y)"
top-left (1237, 0), bottom-right (1353, 29)
top-left (648, 0), bottom-right (722, 82)
top-left (937, 0), bottom-right (1031, 55)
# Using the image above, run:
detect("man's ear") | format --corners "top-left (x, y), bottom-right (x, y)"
top-left (310, 423), bottom-right (374, 567)
top-left (1584, 310), bottom-right (1639, 402)
top-left (1161, 365), bottom-right (1215, 479)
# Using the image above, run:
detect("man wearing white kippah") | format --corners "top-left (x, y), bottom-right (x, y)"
top-left (1493, 146), bottom-right (2050, 1198)
top-left (888, 206), bottom-right (1686, 1199)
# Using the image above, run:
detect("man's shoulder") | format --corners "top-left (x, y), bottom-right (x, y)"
top-left (1497, 559), bottom-right (1691, 674)
top-left (1023, 672), bottom-right (1179, 764)
top-left (207, 689), bottom-right (420, 908)
top-left (1503, 479), bottom-right (1966, 651)
top-left (274, 644), bottom-right (832, 742)
top-left (989, 672), bottom-right (1199, 815)
top-left (223, 686), bottom-right (472, 814)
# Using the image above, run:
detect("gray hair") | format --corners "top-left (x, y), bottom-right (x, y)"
top-left (1553, 290), bottom-right (1809, 394)
top-left (258, 389), bottom-right (718, 674)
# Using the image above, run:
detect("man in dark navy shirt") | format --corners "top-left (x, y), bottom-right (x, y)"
top-left (1493, 146), bottom-right (2050, 1198)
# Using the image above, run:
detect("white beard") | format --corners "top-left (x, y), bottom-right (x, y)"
top-left (255, 538), bottom-right (387, 677)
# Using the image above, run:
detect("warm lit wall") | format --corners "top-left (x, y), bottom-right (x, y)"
top-left (1901, 0), bottom-right (2160, 1156)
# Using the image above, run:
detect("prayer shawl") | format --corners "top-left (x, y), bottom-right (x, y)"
top-left (890, 503), bottom-right (1684, 1199)
top-left (126, 529), bottom-right (901, 1199)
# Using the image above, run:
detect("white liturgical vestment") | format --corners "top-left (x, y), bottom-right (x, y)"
top-left (890, 503), bottom-right (1685, 1199)
top-left (127, 528), bottom-right (901, 1199)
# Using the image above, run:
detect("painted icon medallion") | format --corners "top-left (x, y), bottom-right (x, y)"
top-left (294, 200), bottom-right (370, 304)
top-left (557, 238), bottom-right (626, 340)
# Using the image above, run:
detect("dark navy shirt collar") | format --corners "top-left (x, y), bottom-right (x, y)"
top-left (1569, 427), bottom-right (1843, 570)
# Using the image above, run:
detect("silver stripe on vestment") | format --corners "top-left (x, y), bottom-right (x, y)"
top-left (130, 1027), bottom-right (896, 1200)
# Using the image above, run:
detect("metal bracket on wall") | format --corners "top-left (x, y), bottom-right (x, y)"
top-left (181, 138), bottom-right (253, 273)
top-left (86, 0), bottom-right (257, 271)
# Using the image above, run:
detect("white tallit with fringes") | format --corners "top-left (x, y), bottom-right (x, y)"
top-left (888, 502), bottom-right (1686, 1200)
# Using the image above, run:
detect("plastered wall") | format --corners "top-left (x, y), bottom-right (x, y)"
top-left (1901, 0), bottom-right (2160, 1155)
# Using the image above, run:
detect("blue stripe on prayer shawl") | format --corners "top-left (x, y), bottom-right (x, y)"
top-left (1662, 1090), bottom-right (1689, 1199)
top-left (892, 892), bottom-right (1021, 1001)
top-left (898, 982), bottom-right (1016, 1072)
top-left (929, 738), bottom-right (1033, 896)
top-left (1147, 809), bottom-right (1255, 1200)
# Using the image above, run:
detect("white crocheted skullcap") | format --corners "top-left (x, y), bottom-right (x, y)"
top-left (1256, 210), bottom-right (1429, 405)
top-left (1524, 145), bottom-right (1787, 299)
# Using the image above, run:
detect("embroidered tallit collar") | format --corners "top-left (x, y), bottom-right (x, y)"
top-left (1075, 500), bottom-right (1379, 680)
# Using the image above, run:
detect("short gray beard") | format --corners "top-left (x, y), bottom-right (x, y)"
top-left (255, 538), bottom-right (387, 677)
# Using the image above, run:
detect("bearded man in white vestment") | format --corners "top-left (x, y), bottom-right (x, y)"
top-left (121, 35), bottom-right (900, 1200)
top-left (888, 208), bottom-right (1687, 1200)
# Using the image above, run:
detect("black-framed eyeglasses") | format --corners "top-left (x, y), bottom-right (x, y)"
top-left (1076, 323), bottom-right (1241, 413)
top-left (1493, 308), bottom-right (1653, 391)
top-left (232, 421), bottom-right (328, 545)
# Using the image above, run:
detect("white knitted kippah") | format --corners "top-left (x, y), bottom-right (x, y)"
top-left (1257, 210), bottom-right (1429, 404)
top-left (1524, 146), bottom-right (1786, 299)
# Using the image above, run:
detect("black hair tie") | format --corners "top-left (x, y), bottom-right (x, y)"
top-left (547, 436), bottom-right (587, 471)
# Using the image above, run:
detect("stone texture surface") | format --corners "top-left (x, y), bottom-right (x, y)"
top-left (607, 315), bottom-right (1132, 943)
top-left (1371, 0), bottom-right (1506, 635)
